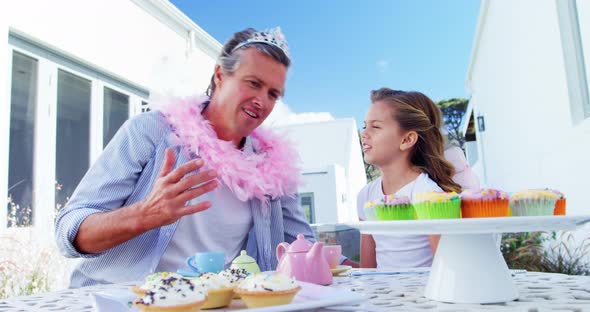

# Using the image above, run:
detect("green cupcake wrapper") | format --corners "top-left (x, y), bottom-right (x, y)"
top-left (375, 204), bottom-right (414, 220)
top-left (510, 198), bottom-right (556, 216)
top-left (414, 198), bottom-right (461, 219)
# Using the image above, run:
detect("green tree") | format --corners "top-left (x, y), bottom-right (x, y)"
top-left (437, 98), bottom-right (469, 148)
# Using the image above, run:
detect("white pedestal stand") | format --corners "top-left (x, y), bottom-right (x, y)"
top-left (345, 215), bottom-right (590, 304)
top-left (425, 234), bottom-right (516, 303)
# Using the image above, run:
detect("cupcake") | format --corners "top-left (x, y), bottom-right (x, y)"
top-left (413, 191), bottom-right (461, 219)
top-left (549, 189), bottom-right (566, 215)
top-left (234, 273), bottom-right (301, 308)
top-left (133, 277), bottom-right (207, 312)
top-left (131, 272), bottom-right (184, 296)
top-left (460, 189), bottom-right (510, 218)
top-left (509, 190), bottom-right (559, 216)
top-left (193, 272), bottom-right (235, 309)
top-left (218, 267), bottom-right (250, 299)
top-left (375, 195), bottom-right (414, 220)
top-left (363, 200), bottom-right (378, 221)
top-left (218, 267), bottom-right (249, 287)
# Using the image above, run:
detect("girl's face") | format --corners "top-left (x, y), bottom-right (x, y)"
top-left (361, 101), bottom-right (408, 167)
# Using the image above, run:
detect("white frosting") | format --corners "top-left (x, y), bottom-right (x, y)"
top-left (193, 273), bottom-right (227, 289)
top-left (139, 272), bottom-right (184, 291)
top-left (237, 273), bottom-right (299, 292)
top-left (136, 277), bottom-right (206, 307)
top-left (218, 268), bottom-right (249, 287)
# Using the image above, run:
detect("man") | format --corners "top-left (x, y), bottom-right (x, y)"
top-left (55, 27), bottom-right (316, 287)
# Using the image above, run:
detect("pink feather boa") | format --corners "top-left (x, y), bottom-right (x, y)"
top-left (156, 95), bottom-right (302, 210)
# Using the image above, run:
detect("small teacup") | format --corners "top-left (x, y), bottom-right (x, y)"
top-left (186, 251), bottom-right (225, 274)
top-left (322, 245), bottom-right (342, 269)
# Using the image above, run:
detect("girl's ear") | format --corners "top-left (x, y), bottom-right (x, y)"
top-left (213, 65), bottom-right (223, 87)
top-left (400, 131), bottom-right (418, 151)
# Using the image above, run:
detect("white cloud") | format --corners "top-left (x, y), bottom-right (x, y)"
top-left (264, 100), bottom-right (334, 127)
top-left (376, 59), bottom-right (390, 73)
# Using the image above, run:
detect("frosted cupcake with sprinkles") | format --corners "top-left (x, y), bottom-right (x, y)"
top-left (413, 191), bottom-right (461, 219)
top-left (460, 189), bottom-right (510, 218)
top-left (192, 272), bottom-right (234, 309)
top-left (131, 272), bottom-right (185, 296)
top-left (375, 195), bottom-right (414, 220)
top-left (132, 276), bottom-right (207, 312)
top-left (218, 267), bottom-right (249, 299)
top-left (234, 272), bottom-right (301, 308)
top-left (510, 189), bottom-right (559, 216)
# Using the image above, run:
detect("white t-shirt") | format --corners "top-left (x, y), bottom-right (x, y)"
top-left (156, 139), bottom-right (254, 272)
top-left (357, 173), bottom-right (443, 268)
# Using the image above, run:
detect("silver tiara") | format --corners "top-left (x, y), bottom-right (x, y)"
top-left (231, 27), bottom-right (290, 58)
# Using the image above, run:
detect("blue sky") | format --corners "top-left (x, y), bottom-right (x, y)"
top-left (171, 0), bottom-right (481, 127)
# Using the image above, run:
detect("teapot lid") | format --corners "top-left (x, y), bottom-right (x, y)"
top-left (232, 250), bottom-right (256, 264)
top-left (287, 234), bottom-right (313, 253)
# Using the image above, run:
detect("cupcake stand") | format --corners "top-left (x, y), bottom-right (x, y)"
top-left (345, 215), bottom-right (590, 304)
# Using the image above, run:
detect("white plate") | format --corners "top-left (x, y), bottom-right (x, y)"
top-left (344, 215), bottom-right (590, 234)
top-left (93, 280), bottom-right (365, 312)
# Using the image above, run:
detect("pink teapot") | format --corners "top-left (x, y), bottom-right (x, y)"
top-left (276, 234), bottom-right (333, 285)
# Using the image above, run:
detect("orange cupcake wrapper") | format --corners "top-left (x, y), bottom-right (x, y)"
top-left (554, 198), bottom-right (566, 215)
top-left (461, 199), bottom-right (510, 218)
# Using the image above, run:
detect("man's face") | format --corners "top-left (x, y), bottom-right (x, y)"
top-left (212, 48), bottom-right (287, 140)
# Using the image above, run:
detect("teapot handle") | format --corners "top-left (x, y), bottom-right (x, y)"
top-left (276, 242), bottom-right (289, 263)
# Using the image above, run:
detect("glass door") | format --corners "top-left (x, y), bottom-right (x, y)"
top-left (7, 51), bottom-right (38, 227)
top-left (55, 69), bottom-right (91, 207)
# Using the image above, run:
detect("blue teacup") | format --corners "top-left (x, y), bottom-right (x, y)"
top-left (186, 251), bottom-right (225, 274)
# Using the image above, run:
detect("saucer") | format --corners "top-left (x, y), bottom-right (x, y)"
top-left (330, 265), bottom-right (352, 276)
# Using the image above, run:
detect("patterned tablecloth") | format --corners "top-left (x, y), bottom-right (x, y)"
top-left (1, 270), bottom-right (589, 311)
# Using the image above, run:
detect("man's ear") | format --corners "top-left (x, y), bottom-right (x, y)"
top-left (400, 131), bottom-right (418, 151)
top-left (213, 65), bottom-right (223, 86)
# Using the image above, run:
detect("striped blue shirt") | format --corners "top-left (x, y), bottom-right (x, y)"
top-left (54, 111), bottom-right (314, 288)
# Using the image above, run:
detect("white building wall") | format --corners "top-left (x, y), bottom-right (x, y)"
top-left (299, 165), bottom-right (339, 224)
top-left (6, 0), bottom-right (217, 96)
top-left (345, 123), bottom-right (366, 222)
top-left (465, 141), bottom-right (478, 167)
top-left (468, 0), bottom-right (590, 216)
top-left (2, 0), bottom-right (219, 235)
top-left (333, 164), bottom-right (349, 223)
top-left (277, 119), bottom-right (366, 223)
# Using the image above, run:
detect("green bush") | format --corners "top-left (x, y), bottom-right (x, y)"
top-left (501, 231), bottom-right (590, 275)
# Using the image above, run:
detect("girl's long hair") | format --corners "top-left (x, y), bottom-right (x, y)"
top-left (371, 88), bottom-right (462, 193)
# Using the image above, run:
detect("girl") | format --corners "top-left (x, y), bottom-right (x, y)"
top-left (358, 88), bottom-right (462, 268)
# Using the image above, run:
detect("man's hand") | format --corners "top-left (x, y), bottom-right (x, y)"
top-left (137, 148), bottom-right (218, 231)
top-left (74, 148), bottom-right (218, 254)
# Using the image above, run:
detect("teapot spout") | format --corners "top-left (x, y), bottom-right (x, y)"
top-left (305, 242), bottom-right (333, 286)
top-left (308, 241), bottom-right (324, 257)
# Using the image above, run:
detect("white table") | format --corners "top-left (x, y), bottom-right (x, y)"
top-left (1, 270), bottom-right (589, 311)
top-left (325, 269), bottom-right (590, 311)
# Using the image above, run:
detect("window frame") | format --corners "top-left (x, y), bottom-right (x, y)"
top-left (299, 192), bottom-right (316, 224)
top-left (3, 32), bottom-right (148, 229)
top-left (556, 0), bottom-right (590, 124)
